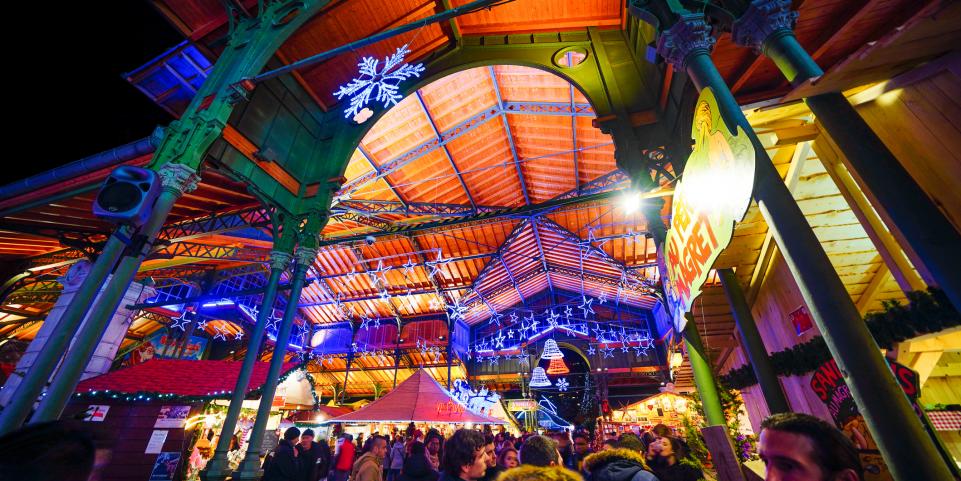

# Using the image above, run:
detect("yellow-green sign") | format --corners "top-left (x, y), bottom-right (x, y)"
top-left (664, 87), bottom-right (755, 331)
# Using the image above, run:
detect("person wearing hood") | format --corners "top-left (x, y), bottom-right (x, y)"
top-left (496, 464), bottom-right (583, 481)
top-left (398, 441), bottom-right (439, 481)
top-left (352, 435), bottom-right (388, 481)
top-left (388, 436), bottom-right (406, 481)
top-left (581, 448), bottom-right (658, 481)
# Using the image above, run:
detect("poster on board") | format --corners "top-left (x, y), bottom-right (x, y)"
top-left (148, 452), bottom-right (181, 481)
top-left (82, 404), bottom-right (110, 422)
top-left (121, 330), bottom-right (208, 367)
top-left (154, 405), bottom-right (191, 428)
top-left (663, 87), bottom-right (756, 332)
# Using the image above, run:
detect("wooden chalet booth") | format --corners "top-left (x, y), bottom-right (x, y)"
top-left (600, 391), bottom-right (695, 438)
top-left (66, 359), bottom-right (315, 481)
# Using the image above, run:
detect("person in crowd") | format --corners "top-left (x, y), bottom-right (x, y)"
top-left (479, 434), bottom-right (501, 481)
top-left (426, 431), bottom-right (444, 471)
top-left (398, 441), bottom-right (439, 481)
top-left (357, 433), bottom-right (366, 451)
top-left (353, 435), bottom-right (389, 481)
top-left (296, 428), bottom-right (331, 481)
top-left (616, 433), bottom-right (645, 453)
top-left (496, 462), bottom-right (582, 481)
top-left (0, 420), bottom-right (97, 481)
top-left (388, 435), bottom-right (406, 481)
top-left (553, 431), bottom-right (575, 470)
top-left (582, 447), bottom-right (657, 481)
top-left (600, 439), bottom-right (618, 452)
top-left (519, 434), bottom-right (560, 467)
top-left (331, 433), bottom-right (355, 481)
top-left (439, 429), bottom-right (490, 481)
top-left (758, 412), bottom-right (863, 481)
top-left (571, 431), bottom-right (593, 472)
top-left (646, 436), bottom-right (702, 481)
top-left (263, 427), bottom-right (302, 481)
top-left (497, 447), bottom-right (519, 471)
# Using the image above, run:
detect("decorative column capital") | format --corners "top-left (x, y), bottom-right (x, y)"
top-left (268, 250), bottom-right (293, 271)
top-left (295, 247), bottom-right (318, 267)
top-left (157, 163), bottom-right (200, 196)
top-left (656, 13), bottom-right (716, 71)
top-left (730, 0), bottom-right (798, 49)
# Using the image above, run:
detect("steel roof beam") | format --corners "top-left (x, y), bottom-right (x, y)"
top-left (357, 146), bottom-right (408, 209)
top-left (529, 217), bottom-right (555, 302)
top-left (414, 91), bottom-right (477, 212)
top-left (489, 66), bottom-right (531, 206)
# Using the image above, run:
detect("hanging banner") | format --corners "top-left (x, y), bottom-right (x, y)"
top-left (809, 358), bottom-right (921, 481)
top-left (122, 330), bottom-right (208, 367)
top-left (663, 87), bottom-right (756, 331)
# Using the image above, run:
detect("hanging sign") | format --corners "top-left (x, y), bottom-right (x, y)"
top-left (809, 358), bottom-right (922, 481)
top-left (663, 87), bottom-right (756, 331)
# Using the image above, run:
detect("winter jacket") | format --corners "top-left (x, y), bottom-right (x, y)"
top-left (495, 464), bottom-right (583, 481)
top-left (263, 439), bottom-right (302, 481)
top-left (351, 452), bottom-right (384, 481)
top-left (390, 441), bottom-right (406, 470)
top-left (335, 440), bottom-right (356, 471)
top-left (582, 449), bottom-right (658, 481)
top-left (650, 461), bottom-right (702, 481)
top-left (397, 452), bottom-right (439, 481)
top-left (296, 441), bottom-right (332, 481)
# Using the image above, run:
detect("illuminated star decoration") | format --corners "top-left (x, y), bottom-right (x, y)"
top-left (587, 345), bottom-right (596, 356)
top-left (509, 312), bottom-right (519, 324)
top-left (601, 344), bottom-right (614, 358)
top-left (507, 329), bottom-right (515, 339)
top-left (556, 378), bottom-right (569, 392)
top-left (547, 310), bottom-right (560, 328)
top-left (235, 330), bottom-right (244, 341)
top-left (579, 296), bottom-right (595, 318)
top-left (620, 344), bottom-right (629, 353)
top-left (493, 330), bottom-right (506, 349)
top-left (195, 319), bottom-right (208, 331)
top-left (333, 44), bottom-right (425, 122)
top-left (170, 312), bottom-right (190, 331)
top-left (402, 258), bottom-right (416, 276)
top-left (213, 327), bottom-right (228, 341)
top-left (564, 305), bottom-right (573, 320)
top-left (598, 291), bottom-right (609, 305)
top-left (266, 313), bottom-right (280, 332)
top-left (429, 297), bottom-right (442, 311)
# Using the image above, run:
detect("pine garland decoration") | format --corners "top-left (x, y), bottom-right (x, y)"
top-left (721, 288), bottom-right (960, 390)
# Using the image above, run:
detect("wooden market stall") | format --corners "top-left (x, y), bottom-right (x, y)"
top-left (599, 391), bottom-right (695, 439)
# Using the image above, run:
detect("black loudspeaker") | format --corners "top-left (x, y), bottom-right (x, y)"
top-left (92, 166), bottom-right (161, 226)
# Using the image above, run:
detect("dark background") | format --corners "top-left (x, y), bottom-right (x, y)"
top-left (6, 2), bottom-right (181, 184)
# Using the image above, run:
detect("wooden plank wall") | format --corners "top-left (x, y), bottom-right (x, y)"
top-left (854, 68), bottom-right (961, 232)
top-left (63, 401), bottom-right (203, 481)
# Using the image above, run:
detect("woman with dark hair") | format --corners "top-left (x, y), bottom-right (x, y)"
top-left (496, 447), bottom-right (519, 470)
top-left (398, 441), bottom-right (439, 481)
top-left (647, 437), bottom-right (702, 481)
top-left (425, 431), bottom-right (444, 472)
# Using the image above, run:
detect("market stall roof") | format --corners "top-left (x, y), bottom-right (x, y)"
top-left (75, 359), bottom-right (300, 400)
top-left (330, 369), bottom-right (503, 425)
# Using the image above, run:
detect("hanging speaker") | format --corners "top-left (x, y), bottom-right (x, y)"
top-left (92, 165), bottom-right (161, 226)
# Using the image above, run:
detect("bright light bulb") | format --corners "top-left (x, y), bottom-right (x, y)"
top-left (620, 191), bottom-right (642, 214)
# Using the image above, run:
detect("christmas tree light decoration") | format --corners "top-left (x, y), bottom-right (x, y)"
top-left (334, 44), bottom-right (425, 122)
top-left (540, 339), bottom-right (564, 360)
top-left (546, 357), bottom-right (569, 375)
top-left (556, 378), bottom-right (570, 392)
top-left (529, 367), bottom-right (551, 387)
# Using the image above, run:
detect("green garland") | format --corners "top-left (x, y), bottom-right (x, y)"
top-left (720, 288), bottom-right (960, 390)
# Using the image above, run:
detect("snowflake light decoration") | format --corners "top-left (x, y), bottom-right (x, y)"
top-left (334, 44), bottom-right (425, 122)
top-left (556, 378), bottom-right (570, 392)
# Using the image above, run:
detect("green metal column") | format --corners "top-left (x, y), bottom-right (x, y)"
top-left (629, 4), bottom-right (953, 479)
top-left (682, 318), bottom-right (725, 426)
top-left (0, 232), bottom-right (126, 433)
top-left (28, 165), bottom-right (199, 424)
top-left (730, 0), bottom-right (961, 313)
top-left (236, 214), bottom-right (321, 480)
top-left (717, 268), bottom-right (789, 414)
top-left (201, 227), bottom-right (296, 481)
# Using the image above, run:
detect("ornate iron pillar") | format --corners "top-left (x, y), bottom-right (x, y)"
top-left (730, 0), bottom-right (961, 312)
top-left (718, 268), bottom-right (789, 414)
top-left (0, 236), bottom-right (124, 434)
top-left (630, 3), bottom-right (954, 479)
top-left (235, 215), bottom-right (320, 480)
top-left (202, 222), bottom-right (296, 481)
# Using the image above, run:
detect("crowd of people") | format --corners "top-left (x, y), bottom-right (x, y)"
top-left (257, 412), bottom-right (865, 481)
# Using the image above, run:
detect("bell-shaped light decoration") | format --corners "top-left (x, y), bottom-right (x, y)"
top-left (540, 339), bottom-right (564, 360)
top-left (546, 357), bottom-right (569, 375)
top-left (529, 367), bottom-right (552, 387)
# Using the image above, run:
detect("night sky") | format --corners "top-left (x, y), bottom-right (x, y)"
top-left (6, 2), bottom-right (181, 184)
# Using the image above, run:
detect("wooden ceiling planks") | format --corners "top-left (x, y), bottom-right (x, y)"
top-left (450, 0), bottom-right (623, 35)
